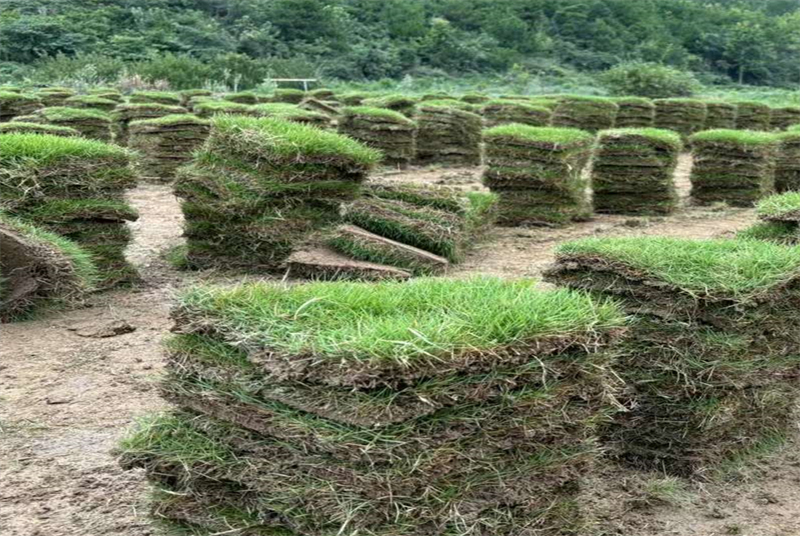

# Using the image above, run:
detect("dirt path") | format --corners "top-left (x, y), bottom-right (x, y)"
top-left (0, 165), bottom-right (797, 536)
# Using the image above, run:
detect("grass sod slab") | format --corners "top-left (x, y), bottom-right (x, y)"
top-left (112, 103), bottom-right (189, 145)
top-left (171, 276), bottom-right (624, 388)
top-left (130, 91), bottom-right (182, 105)
top-left (774, 132), bottom-right (800, 192)
top-left (612, 97), bottom-right (655, 128)
top-left (0, 122), bottom-right (79, 137)
top-left (362, 95), bottom-right (419, 117)
top-left (769, 106), bottom-right (800, 131)
top-left (703, 101), bottom-right (738, 130)
top-left (736, 221), bottom-right (800, 244)
top-left (271, 89), bottom-right (306, 104)
top-left (337, 106), bottom-right (416, 166)
top-left (734, 101), bottom-right (772, 131)
top-left (284, 245), bottom-right (414, 281)
top-left (252, 104), bottom-right (331, 128)
top-left (33, 106), bottom-right (113, 142)
top-left (0, 213), bottom-right (96, 321)
top-left (551, 95), bottom-right (618, 132)
top-left (129, 114), bottom-right (210, 182)
top-left (0, 92), bottom-right (42, 121)
top-left (653, 98), bottom-right (708, 137)
top-left (756, 191), bottom-right (800, 222)
top-left (414, 104), bottom-right (482, 166)
top-left (63, 95), bottom-right (118, 112)
top-left (481, 99), bottom-right (552, 128)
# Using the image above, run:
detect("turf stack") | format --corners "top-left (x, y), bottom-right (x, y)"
top-left (0, 122), bottom-right (78, 137)
top-left (35, 88), bottom-right (75, 107)
top-left (545, 236), bottom-right (800, 476)
top-left (173, 115), bottom-right (380, 271)
top-left (192, 100), bottom-right (254, 118)
top-left (362, 94), bottom-right (419, 117)
top-left (414, 102), bottom-right (482, 166)
top-left (112, 103), bottom-right (188, 145)
top-left (552, 96), bottom-right (618, 132)
top-left (129, 91), bottom-right (182, 106)
top-left (770, 106), bottom-right (800, 131)
top-left (32, 107), bottom-right (113, 142)
top-left (63, 95), bottom-right (118, 112)
top-left (483, 125), bottom-right (594, 226)
top-left (689, 129), bottom-right (778, 206)
top-left (338, 107), bottom-right (416, 167)
top-left (0, 213), bottom-right (96, 322)
top-left (252, 103), bottom-right (331, 128)
top-left (737, 192), bottom-right (800, 244)
top-left (735, 101), bottom-right (772, 131)
top-left (654, 99), bottom-right (707, 138)
top-left (271, 88), bottom-right (305, 104)
top-left (128, 114), bottom-right (211, 182)
top-left (179, 89), bottom-right (212, 106)
top-left (481, 99), bottom-right (552, 127)
top-left (0, 92), bottom-right (41, 122)
top-left (591, 128), bottom-right (681, 215)
top-left (0, 133), bottom-right (139, 288)
top-left (118, 276), bottom-right (626, 536)
top-left (774, 130), bottom-right (800, 192)
top-left (223, 91), bottom-right (259, 104)
top-left (703, 101), bottom-right (738, 130)
top-left (612, 97), bottom-right (655, 128)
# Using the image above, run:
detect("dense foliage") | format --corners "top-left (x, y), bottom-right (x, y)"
top-left (2, 0), bottom-right (800, 88)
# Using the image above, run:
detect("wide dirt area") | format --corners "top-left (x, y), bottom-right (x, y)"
top-left (2, 157), bottom-right (800, 536)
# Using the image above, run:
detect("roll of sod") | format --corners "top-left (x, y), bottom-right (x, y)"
top-left (0, 213), bottom-right (96, 322)
top-left (128, 114), bottom-right (211, 183)
top-left (34, 88), bottom-right (75, 107)
top-left (191, 100), bottom-right (254, 118)
top-left (769, 106), bottom-right (800, 131)
top-left (592, 128), bottom-right (681, 215)
top-left (689, 129), bottom-right (778, 207)
top-left (0, 122), bottom-right (79, 137)
top-left (653, 98), bottom-right (707, 137)
top-left (734, 101), bottom-right (771, 130)
top-left (32, 107), bottom-right (113, 142)
top-left (414, 102), bottom-right (482, 166)
top-left (118, 276), bottom-right (625, 536)
top-left (173, 115), bottom-right (380, 271)
top-left (112, 103), bottom-right (189, 145)
top-left (338, 107), bottom-right (416, 167)
top-left (481, 99), bottom-right (552, 128)
top-left (129, 91), bottom-right (182, 106)
top-left (545, 236), bottom-right (800, 475)
top-left (552, 96), bottom-right (618, 132)
top-left (0, 133), bottom-right (139, 288)
top-left (483, 124), bottom-right (594, 226)
top-left (612, 97), bottom-right (655, 128)
top-left (63, 95), bottom-right (118, 112)
top-left (362, 94), bottom-right (420, 117)
top-left (252, 103), bottom-right (331, 128)
top-left (0, 92), bottom-right (42, 122)
top-left (703, 101), bottom-right (738, 130)
top-left (270, 88), bottom-right (305, 104)
top-left (737, 192), bottom-right (800, 244)
top-left (774, 131), bottom-right (800, 192)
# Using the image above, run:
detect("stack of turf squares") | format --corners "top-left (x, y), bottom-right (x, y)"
top-left (689, 130), bottom-right (777, 206)
top-left (769, 106), bottom-right (800, 130)
top-left (128, 115), bottom-right (210, 182)
top-left (118, 277), bottom-right (626, 536)
top-left (545, 237), bottom-right (800, 475)
top-left (0, 122), bottom-right (78, 137)
top-left (223, 91), bottom-right (260, 104)
top-left (192, 100), bottom-right (254, 118)
top-left (774, 129), bottom-right (800, 192)
top-left (63, 95), bottom-right (118, 112)
top-left (481, 99), bottom-right (552, 127)
top-left (0, 133), bottom-right (139, 288)
top-left (34, 88), bottom-right (75, 107)
top-left (252, 103), bottom-right (331, 128)
top-left (338, 107), bottom-right (416, 167)
top-left (703, 102), bottom-right (738, 129)
top-left (612, 97), bottom-right (655, 128)
top-left (483, 125), bottom-right (594, 226)
top-left (551, 96), bottom-right (618, 132)
top-left (174, 115), bottom-right (380, 271)
top-left (31, 107), bottom-right (113, 142)
top-left (415, 102), bottom-right (482, 166)
top-left (129, 91), bottom-right (182, 106)
top-left (735, 102), bottom-right (771, 131)
top-left (0, 213), bottom-right (96, 322)
top-left (270, 88), bottom-right (306, 104)
top-left (737, 192), bottom-right (800, 244)
top-left (591, 128), bottom-right (681, 215)
top-left (0, 92), bottom-right (41, 122)
top-left (362, 95), bottom-right (419, 117)
top-left (653, 99), bottom-right (707, 137)
top-left (112, 103), bottom-right (188, 145)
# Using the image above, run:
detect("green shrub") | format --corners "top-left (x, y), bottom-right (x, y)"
top-left (600, 62), bottom-right (701, 99)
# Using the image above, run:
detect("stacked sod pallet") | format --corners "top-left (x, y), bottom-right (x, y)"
top-left (338, 107), bottom-right (416, 167)
top-left (552, 96), bottom-right (618, 132)
top-left (35, 88), bottom-right (75, 107)
top-left (173, 115), bottom-right (380, 271)
top-left (88, 89), bottom-right (124, 102)
top-left (112, 103), bottom-right (188, 145)
top-left (612, 97), bottom-right (655, 128)
top-left (64, 95), bottom-right (118, 112)
top-left (118, 276), bottom-right (626, 536)
top-left (128, 115), bottom-right (210, 182)
top-left (179, 89), bottom-right (212, 106)
top-left (770, 106), bottom-right (800, 131)
top-left (31, 107), bottom-right (113, 142)
top-left (654, 99), bottom-right (707, 138)
top-left (0, 92), bottom-right (41, 122)
top-left (546, 237), bottom-right (800, 475)
top-left (192, 100), bottom-right (254, 118)
top-left (689, 129), bottom-right (778, 206)
top-left (774, 130), bottom-right (800, 192)
top-left (252, 103), bottom-right (331, 128)
top-left (461, 93), bottom-right (490, 104)
top-left (0, 213), bottom-right (96, 322)
top-left (735, 101), bottom-right (772, 130)
top-left (271, 88), bottom-right (305, 104)
top-left (129, 91), bottom-right (182, 106)
top-left (415, 102), bottom-right (482, 166)
top-left (591, 128), bottom-right (681, 215)
top-left (223, 91), bottom-right (260, 104)
top-left (481, 99), bottom-right (552, 127)
top-left (703, 101), bottom-right (738, 129)
top-left (362, 94), bottom-right (419, 117)
top-left (0, 122), bottom-right (78, 137)
top-left (0, 133), bottom-right (139, 288)
top-left (483, 125), bottom-right (594, 226)
top-left (738, 192), bottom-right (800, 244)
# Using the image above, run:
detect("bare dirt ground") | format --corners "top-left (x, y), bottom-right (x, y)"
top-left (2, 157), bottom-right (799, 536)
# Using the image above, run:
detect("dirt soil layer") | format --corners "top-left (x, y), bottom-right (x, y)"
top-left (2, 161), bottom-right (800, 536)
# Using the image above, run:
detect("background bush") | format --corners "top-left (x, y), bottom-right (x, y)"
top-left (599, 62), bottom-right (702, 98)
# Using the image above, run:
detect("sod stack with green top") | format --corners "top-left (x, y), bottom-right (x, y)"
top-left (414, 101), bottom-right (482, 166)
top-left (222, 91), bottom-right (259, 104)
top-left (88, 89), bottom-right (124, 102)
top-left (179, 89), bottom-right (212, 106)
top-left (552, 95), bottom-right (619, 132)
top-left (118, 276), bottom-right (626, 536)
top-left (173, 115), bottom-right (380, 270)
top-left (191, 99), bottom-right (254, 118)
top-left (703, 101), bottom-right (738, 129)
top-left (592, 128), bottom-right (681, 215)
top-left (112, 103), bottom-right (189, 145)
top-left (769, 106), bottom-right (800, 130)
top-left (0, 133), bottom-right (139, 288)
top-left (737, 191), bottom-right (800, 244)
top-left (735, 101), bottom-right (772, 130)
top-left (0, 92), bottom-right (42, 122)
top-left (654, 98), bottom-right (708, 137)
top-left (0, 212), bottom-right (96, 322)
top-left (611, 97), bottom-right (655, 128)
top-left (461, 93), bottom-right (490, 104)
top-left (689, 129), bottom-right (778, 206)
top-left (128, 114), bottom-right (211, 182)
top-left (34, 87), bottom-right (75, 107)
top-left (63, 95), bottom-right (118, 112)
top-left (31, 107), bottom-right (113, 142)
top-left (0, 122), bottom-right (78, 137)
top-left (546, 236), bottom-right (800, 475)
top-left (337, 106), bottom-right (416, 167)
top-left (129, 91), bottom-right (182, 106)
top-left (270, 88), bottom-right (305, 104)
top-left (774, 130), bottom-right (800, 192)
top-left (481, 99), bottom-right (552, 127)
top-left (362, 94), bottom-right (419, 117)
top-left (252, 103), bottom-right (331, 128)
top-left (483, 124), bottom-right (594, 226)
